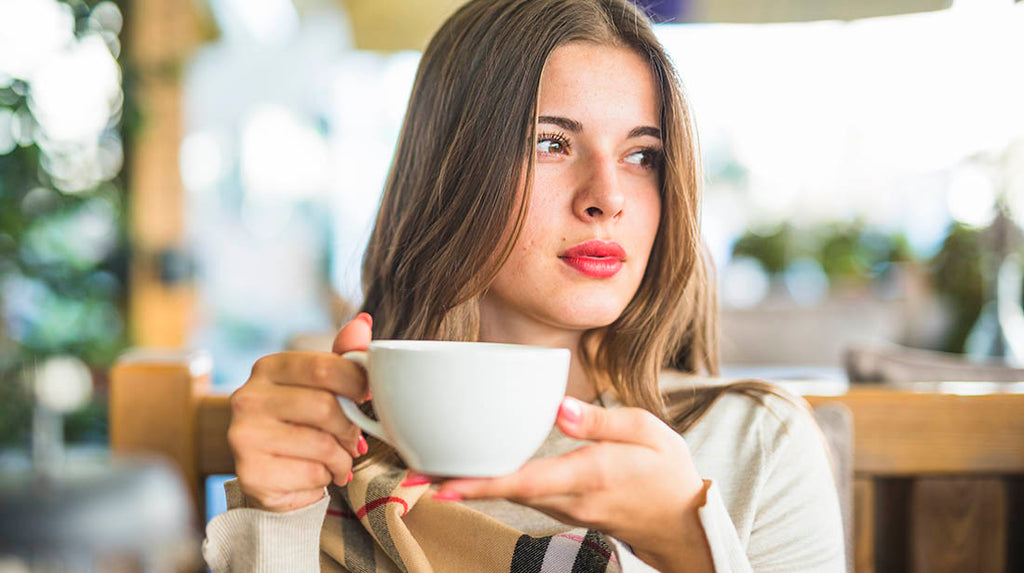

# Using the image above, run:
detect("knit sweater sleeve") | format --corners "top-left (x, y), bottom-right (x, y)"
top-left (201, 478), bottom-right (328, 573)
top-left (741, 398), bottom-right (846, 571)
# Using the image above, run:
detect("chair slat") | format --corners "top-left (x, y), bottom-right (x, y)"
top-left (911, 477), bottom-right (1007, 573)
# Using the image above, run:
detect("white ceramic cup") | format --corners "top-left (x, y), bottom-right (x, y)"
top-left (337, 340), bottom-right (570, 477)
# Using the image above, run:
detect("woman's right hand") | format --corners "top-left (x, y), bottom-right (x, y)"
top-left (227, 313), bottom-right (373, 513)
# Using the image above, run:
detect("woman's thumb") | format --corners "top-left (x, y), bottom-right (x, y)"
top-left (332, 312), bottom-right (373, 355)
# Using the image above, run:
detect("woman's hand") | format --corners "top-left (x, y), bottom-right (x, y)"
top-left (227, 314), bottom-right (373, 513)
top-left (434, 397), bottom-right (714, 572)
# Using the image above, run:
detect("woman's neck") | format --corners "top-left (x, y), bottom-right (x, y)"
top-left (477, 309), bottom-right (598, 403)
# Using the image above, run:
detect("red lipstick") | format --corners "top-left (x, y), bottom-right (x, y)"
top-left (559, 240), bottom-right (626, 279)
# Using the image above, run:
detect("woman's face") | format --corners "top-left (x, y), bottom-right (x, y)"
top-left (482, 42), bottom-right (663, 333)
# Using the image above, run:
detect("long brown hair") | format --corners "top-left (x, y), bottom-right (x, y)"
top-left (359, 0), bottom-right (784, 451)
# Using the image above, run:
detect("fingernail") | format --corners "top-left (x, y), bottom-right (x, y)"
top-left (559, 397), bottom-right (583, 424)
top-left (363, 390), bottom-right (373, 402)
top-left (401, 472), bottom-right (432, 487)
top-left (346, 470), bottom-right (354, 484)
top-left (356, 312), bottom-right (373, 329)
top-left (357, 435), bottom-right (369, 455)
top-left (432, 490), bottom-right (462, 502)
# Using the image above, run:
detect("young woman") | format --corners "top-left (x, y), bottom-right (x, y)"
top-left (203, 1), bottom-right (845, 571)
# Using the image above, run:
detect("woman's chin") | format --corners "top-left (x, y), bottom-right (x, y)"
top-left (549, 303), bottom-right (630, 331)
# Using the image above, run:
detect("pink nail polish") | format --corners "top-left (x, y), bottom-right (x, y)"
top-left (346, 470), bottom-right (354, 483)
top-left (433, 490), bottom-right (462, 502)
top-left (559, 397), bottom-right (583, 424)
top-left (401, 472), bottom-right (432, 487)
top-left (357, 435), bottom-right (369, 455)
top-left (356, 312), bottom-right (373, 329)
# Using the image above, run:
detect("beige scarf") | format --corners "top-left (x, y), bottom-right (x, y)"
top-left (318, 462), bottom-right (622, 573)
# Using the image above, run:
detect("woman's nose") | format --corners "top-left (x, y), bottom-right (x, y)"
top-left (573, 154), bottom-right (625, 222)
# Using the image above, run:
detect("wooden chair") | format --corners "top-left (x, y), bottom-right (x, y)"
top-left (110, 352), bottom-right (1024, 573)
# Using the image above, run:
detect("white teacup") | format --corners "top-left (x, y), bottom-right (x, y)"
top-left (337, 340), bottom-right (570, 477)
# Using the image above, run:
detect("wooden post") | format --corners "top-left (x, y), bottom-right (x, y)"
top-left (109, 351), bottom-right (212, 528)
top-left (125, 0), bottom-right (201, 347)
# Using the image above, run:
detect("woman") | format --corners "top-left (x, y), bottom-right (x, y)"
top-left (203, 0), bottom-right (845, 571)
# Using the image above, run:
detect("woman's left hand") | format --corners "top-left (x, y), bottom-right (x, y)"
top-left (433, 397), bottom-right (714, 572)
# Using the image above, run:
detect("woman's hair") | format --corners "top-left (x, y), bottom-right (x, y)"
top-left (359, 0), bottom-right (783, 451)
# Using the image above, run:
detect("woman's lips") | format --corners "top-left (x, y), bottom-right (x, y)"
top-left (561, 256), bottom-right (623, 278)
top-left (559, 240), bottom-right (626, 279)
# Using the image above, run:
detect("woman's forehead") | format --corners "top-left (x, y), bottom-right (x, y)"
top-left (538, 42), bottom-right (662, 135)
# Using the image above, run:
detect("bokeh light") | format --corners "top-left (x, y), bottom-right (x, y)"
top-left (180, 131), bottom-right (227, 194)
top-left (785, 258), bottom-right (830, 306)
top-left (0, 108), bottom-right (15, 154)
top-left (89, 1), bottom-right (123, 35)
top-left (721, 257), bottom-right (771, 309)
top-left (33, 355), bottom-right (94, 414)
top-left (1004, 140), bottom-right (1024, 227)
top-left (0, 0), bottom-right (75, 82)
top-left (29, 34), bottom-right (121, 144)
top-left (209, 0), bottom-right (299, 45)
top-left (947, 165), bottom-right (998, 228)
top-left (240, 104), bottom-right (329, 202)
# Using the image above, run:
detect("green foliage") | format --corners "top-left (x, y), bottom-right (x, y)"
top-left (732, 224), bottom-right (795, 274)
top-left (729, 218), bottom-right (990, 354)
top-left (817, 224), bottom-right (910, 283)
top-left (732, 221), bottom-right (910, 284)
top-left (929, 223), bottom-right (985, 353)
top-left (64, 394), bottom-right (109, 444)
top-left (0, 0), bottom-right (128, 447)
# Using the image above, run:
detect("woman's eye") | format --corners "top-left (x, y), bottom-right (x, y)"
top-left (536, 133), bottom-right (570, 155)
top-left (625, 149), bottom-right (663, 169)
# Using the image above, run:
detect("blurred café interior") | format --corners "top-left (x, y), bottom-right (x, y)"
top-left (1, 0), bottom-right (1023, 571)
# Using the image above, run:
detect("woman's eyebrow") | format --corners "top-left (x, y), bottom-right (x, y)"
top-left (538, 115), bottom-right (661, 140)
top-left (538, 115), bottom-right (583, 132)
top-left (629, 126), bottom-right (662, 139)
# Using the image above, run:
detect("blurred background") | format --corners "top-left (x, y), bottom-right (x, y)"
top-left (1, 0), bottom-right (1024, 456)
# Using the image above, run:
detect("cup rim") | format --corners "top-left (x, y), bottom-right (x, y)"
top-left (368, 339), bottom-right (570, 355)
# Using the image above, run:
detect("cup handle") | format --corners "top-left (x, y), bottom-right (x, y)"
top-left (337, 350), bottom-right (390, 444)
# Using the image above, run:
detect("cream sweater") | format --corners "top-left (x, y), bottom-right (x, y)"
top-left (203, 377), bottom-right (845, 572)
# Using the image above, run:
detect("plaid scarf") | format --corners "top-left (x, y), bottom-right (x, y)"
top-left (318, 462), bottom-right (622, 573)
